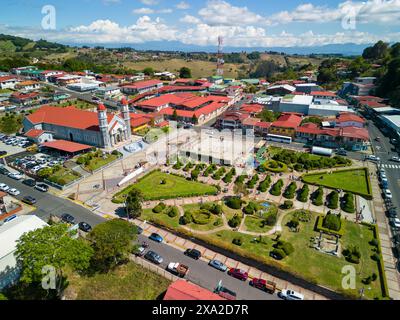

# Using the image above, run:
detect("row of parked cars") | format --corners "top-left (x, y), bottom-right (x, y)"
top-left (139, 232), bottom-right (304, 300)
top-left (13, 154), bottom-right (66, 175)
top-left (0, 134), bottom-right (33, 149)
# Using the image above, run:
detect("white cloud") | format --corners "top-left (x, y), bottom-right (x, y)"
top-left (133, 8), bottom-right (154, 14)
top-left (140, 0), bottom-right (158, 5)
top-left (133, 7), bottom-right (173, 14)
top-left (198, 0), bottom-right (267, 26)
top-left (180, 15), bottom-right (201, 24)
top-left (176, 1), bottom-right (190, 10)
top-left (268, 0), bottom-right (400, 25)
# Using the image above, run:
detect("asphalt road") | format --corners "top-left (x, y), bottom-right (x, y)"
top-left (0, 173), bottom-right (280, 300)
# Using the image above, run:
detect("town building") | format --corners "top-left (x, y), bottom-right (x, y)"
top-left (269, 113), bottom-right (303, 138)
top-left (0, 215), bottom-right (48, 290)
top-left (121, 79), bottom-right (163, 95)
top-left (15, 81), bottom-right (41, 91)
top-left (163, 280), bottom-right (225, 300)
top-left (95, 86), bottom-right (121, 99)
top-left (0, 75), bottom-right (20, 90)
top-left (23, 100), bottom-right (131, 149)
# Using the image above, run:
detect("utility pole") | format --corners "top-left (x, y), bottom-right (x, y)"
top-left (216, 36), bottom-right (224, 77)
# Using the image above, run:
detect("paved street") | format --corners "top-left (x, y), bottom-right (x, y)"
top-left (0, 173), bottom-right (282, 300)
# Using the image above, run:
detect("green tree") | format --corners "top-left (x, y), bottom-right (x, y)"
top-left (88, 219), bottom-right (138, 272)
top-left (143, 67), bottom-right (154, 76)
top-left (125, 188), bottom-right (143, 219)
top-left (172, 108), bottom-right (178, 121)
top-left (192, 114), bottom-right (198, 124)
top-left (362, 41), bottom-right (389, 60)
top-left (15, 224), bottom-right (93, 297)
top-left (179, 67), bottom-right (192, 78)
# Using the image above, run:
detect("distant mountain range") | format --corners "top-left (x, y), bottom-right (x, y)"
top-left (63, 40), bottom-right (373, 56)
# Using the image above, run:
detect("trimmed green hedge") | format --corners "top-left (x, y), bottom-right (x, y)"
top-left (315, 215), bottom-right (345, 237)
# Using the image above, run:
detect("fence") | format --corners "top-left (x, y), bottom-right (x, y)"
top-left (130, 254), bottom-right (179, 282)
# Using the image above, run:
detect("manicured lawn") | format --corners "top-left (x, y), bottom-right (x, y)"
top-left (279, 211), bottom-right (383, 299)
top-left (302, 168), bottom-right (372, 198)
top-left (142, 208), bottom-right (181, 229)
top-left (66, 262), bottom-right (171, 300)
top-left (46, 167), bottom-right (81, 185)
top-left (244, 215), bottom-right (272, 233)
top-left (182, 203), bottom-right (222, 231)
top-left (113, 170), bottom-right (218, 202)
top-left (83, 154), bottom-right (119, 172)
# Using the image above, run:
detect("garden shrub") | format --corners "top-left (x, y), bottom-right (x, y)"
top-left (258, 175), bottom-right (272, 192)
top-left (232, 237), bottom-right (243, 246)
top-left (283, 182), bottom-right (297, 199)
top-left (281, 200), bottom-right (293, 210)
top-left (153, 202), bottom-right (166, 213)
top-left (167, 206), bottom-right (179, 218)
top-left (270, 179), bottom-right (284, 196)
top-left (180, 211), bottom-right (193, 225)
top-left (271, 248), bottom-right (286, 260)
top-left (210, 203), bottom-right (223, 215)
top-left (243, 201), bottom-right (258, 215)
top-left (327, 190), bottom-right (339, 209)
top-left (343, 245), bottom-right (361, 264)
top-left (192, 210), bottom-right (212, 225)
top-left (228, 214), bottom-right (241, 228)
top-left (341, 192), bottom-right (355, 213)
top-left (226, 197), bottom-right (243, 209)
top-left (264, 213), bottom-right (277, 226)
top-left (322, 211), bottom-right (342, 231)
top-left (293, 210), bottom-right (312, 222)
top-left (312, 187), bottom-right (324, 206)
top-left (297, 184), bottom-right (310, 202)
top-left (274, 240), bottom-right (294, 256)
top-left (214, 217), bottom-right (223, 227)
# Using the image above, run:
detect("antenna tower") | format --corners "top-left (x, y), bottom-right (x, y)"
top-left (216, 36), bottom-right (224, 77)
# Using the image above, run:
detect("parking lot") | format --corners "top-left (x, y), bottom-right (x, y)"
top-left (0, 134), bottom-right (32, 156)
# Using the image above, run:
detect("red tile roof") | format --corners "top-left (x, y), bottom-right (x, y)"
top-left (163, 280), bottom-right (225, 301)
top-left (0, 75), bottom-right (17, 82)
top-left (272, 113), bottom-right (302, 129)
top-left (24, 129), bottom-right (45, 138)
top-left (240, 104), bottom-right (263, 114)
top-left (41, 140), bottom-right (92, 153)
top-left (336, 113), bottom-right (365, 124)
top-left (26, 105), bottom-right (114, 131)
top-left (311, 91), bottom-right (337, 97)
top-left (341, 127), bottom-right (369, 140)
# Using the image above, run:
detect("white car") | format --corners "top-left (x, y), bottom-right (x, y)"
top-left (0, 183), bottom-right (10, 192)
top-left (8, 188), bottom-right (20, 196)
top-left (391, 156), bottom-right (400, 162)
top-left (279, 289), bottom-right (304, 300)
top-left (366, 155), bottom-right (380, 162)
top-left (392, 218), bottom-right (400, 229)
top-left (384, 189), bottom-right (393, 199)
top-left (8, 172), bottom-right (23, 180)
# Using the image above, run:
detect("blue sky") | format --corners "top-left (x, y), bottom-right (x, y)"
top-left (0, 0), bottom-right (399, 48)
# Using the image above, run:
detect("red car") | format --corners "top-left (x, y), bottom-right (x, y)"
top-left (250, 278), bottom-right (276, 294)
top-left (228, 268), bottom-right (248, 281)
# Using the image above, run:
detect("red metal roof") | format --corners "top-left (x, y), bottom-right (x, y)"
top-left (163, 280), bottom-right (225, 301)
top-left (240, 104), bottom-right (263, 114)
top-left (0, 75), bottom-right (17, 82)
top-left (272, 113), bottom-right (302, 129)
top-left (26, 106), bottom-right (114, 131)
top-left (336, 113), bottom-right (365, 124)
top-left (41, 140), bottom-right (92, 153)
top-left (24, 129), bottom-right (45, 138)
top-left (311, 91), bottom-right (337, 97)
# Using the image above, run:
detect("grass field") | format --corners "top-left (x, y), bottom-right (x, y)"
top-left (124, 58), bottom-right (245, 78)
top-left (244, 215), bottom-right (273, 233)
top-left (83, 153), bottom-right (119, 172)
top-left (65, 262), bottom-right (170, 300)
top-left (302, 168), bottom-right (372, 198)
top-left (142, 208), bottom-right (181, 229)
top-left (46, 167), bottom-right (81, 186)
top-left (200, 211), bottom-right (384, 299)
top-left (113, 170), bottom-right (218, 202)
top-left (182, 203), bottom-right (222, 231)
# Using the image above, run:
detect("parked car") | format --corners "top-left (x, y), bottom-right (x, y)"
top-left (144, 250), bottom-right (163, 264)
top-left (135, 246), bottom-right (146, 257)
top-left (7, 188), bottom-right (20, 196)
top-left (250, 278), bottom-right (277, 294)
top-left (61, 213), bottom-right (76, 224)
top-left (366, 155), bottom-right (380, 162)
top-left (0, 167), bottom-right (10, 175)
top-left (167, 262), bottom-right (189, 278)
top-left (279, 289), bottom-right (304, 300)
top-left (35, 184), bottom-right (49, 192)
top-left (22, 179), bottom-right (36, 187)
top-left (0, 183), bottom-right (10, 192)
top-left (78, 222), bottom-right (92, 232)
top-left (227, 268), bottom-right (248, 281)
top-left (8, 172), bottom-right (23, 180)
top-left (391, 156), bottom-right (400, 162)
top-left (208, 259), bottom-right (228, 272)
top-left (213, 286), bottom-right (237, 300)
top-left (0, 151), bottom-right (7, 156)
top-left (184, 248), bottom-right (202, 260)
top-left (22, 196), bottom-right (36, 205)
top-left (390, 218), bottom-right (400, 229)
top-left (388, 208), bottom-right (398, 218)
top-left (384, 189), bottom-right (393, 199)
top-left (149, 233), bottom-right (163, 243)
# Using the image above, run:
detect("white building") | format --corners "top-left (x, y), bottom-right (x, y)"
top-left (95, 86), bottom-right (121, 99)
top-left (0, 215), bottom-right (48, 290)
top-left (0, 75), bottom-right (20, 90)
top-left (278, 95), bottom-right (313, 114)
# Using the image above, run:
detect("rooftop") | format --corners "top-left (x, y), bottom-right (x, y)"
top-left (163, 280), bottom-right (225, 300)
top-left (41, 140), bottom-right (93, 153)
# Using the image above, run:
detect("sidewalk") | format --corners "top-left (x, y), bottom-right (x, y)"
top-left (366, 162), bottom-right (400, 300)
